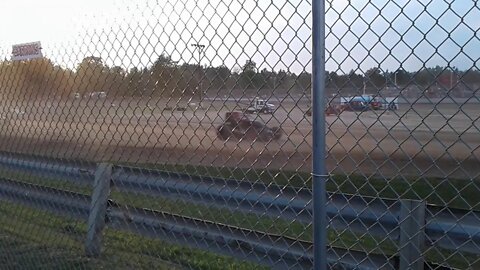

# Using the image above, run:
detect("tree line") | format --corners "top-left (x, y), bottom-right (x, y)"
top-left (0, 54), bottom-right (478, 100)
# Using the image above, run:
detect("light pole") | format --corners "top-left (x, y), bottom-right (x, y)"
top-left (394, 70), bottom-right (400, 88)
top-left (363, 78), bottom-right (367, 96)
top-left (191, 43), bottom-right (205, 103)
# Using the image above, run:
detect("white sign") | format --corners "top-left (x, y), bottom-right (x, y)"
top-left (11, 41), bottom-right (43, 61)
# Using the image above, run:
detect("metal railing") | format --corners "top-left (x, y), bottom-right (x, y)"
top-left (0, 152), bottom-right (479, 269)
top-left (0, 160), bottom-right (463, 269)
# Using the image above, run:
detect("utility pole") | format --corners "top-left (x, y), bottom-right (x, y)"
top-left (191, 43), bottom-right (205, 104)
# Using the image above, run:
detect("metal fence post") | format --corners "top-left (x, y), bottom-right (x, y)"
top-left (312, 0), bottom-right (327, 269)
top-left (399, 199), bottom-right (426, 270)
top-left (85, 163), bottom-right (112, 257)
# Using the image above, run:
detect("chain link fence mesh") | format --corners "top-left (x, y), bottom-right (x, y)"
top-left (325, 0), bottom-right (480, 269)
top-left (0, 0), bottom-right (478, 269)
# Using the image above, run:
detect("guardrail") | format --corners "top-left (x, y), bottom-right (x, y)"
top-left (0, 176), bottom-right (397, 270)
top-left (0, 152), bottom-right (478, 269)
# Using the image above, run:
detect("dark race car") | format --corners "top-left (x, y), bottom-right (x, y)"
top-left (216, 112), bottom-right (282, 142)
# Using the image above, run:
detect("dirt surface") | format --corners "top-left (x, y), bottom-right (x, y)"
top-left (0, 98), bottom-right (478, 180)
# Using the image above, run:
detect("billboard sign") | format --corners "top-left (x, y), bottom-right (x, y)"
top-left (11, 41), bottom-right (43, 61)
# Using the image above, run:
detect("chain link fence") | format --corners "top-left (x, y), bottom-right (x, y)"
top-left (0, 0), bottom-right (478, 269)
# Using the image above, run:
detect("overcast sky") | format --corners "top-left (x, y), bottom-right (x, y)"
top-left (0, 0), bottom-right (478, 74)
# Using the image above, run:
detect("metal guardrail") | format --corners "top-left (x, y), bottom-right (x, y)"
top-left (0, 152), bottom-right (478, 256)
top-left (0, 177), bottom-right (399, 270)
top-left (0, 152), bottom-right (476, 257)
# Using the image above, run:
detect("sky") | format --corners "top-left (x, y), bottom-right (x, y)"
top-left (0, 0), bottom-right (478, 74)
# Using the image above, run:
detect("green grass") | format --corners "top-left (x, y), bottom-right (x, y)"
top-left (0, 167), bottom-right (313, 240)
top-left (327, 174), bottom-right (480, 210)
top-left (3, 160), bottom-right (478, 210)
top-left (0, 233), bottom-right (93, 270)
top-left (0, 165), bottom-right (479, 269)
top-left (0, 201), bottom-right (266, 270)
top-left (120, 162), bottom-right (480, 210)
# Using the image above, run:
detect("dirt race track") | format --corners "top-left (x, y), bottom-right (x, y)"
top-left (0, 97), bottom-right (478, 180)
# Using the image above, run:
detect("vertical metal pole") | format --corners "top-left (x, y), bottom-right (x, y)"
top-left (363, 79), bottom-right (367, 95)
top-left (312, 0), bottom-right (327, 269)
top-left (399, 199), bottom-right (426, 270)
top-left (85, 163), bottom-right (112, 257)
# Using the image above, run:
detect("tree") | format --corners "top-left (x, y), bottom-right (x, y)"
top-left (414, 68), bottom-right (435, 86)
top-left (391, 69), bottom-right (410, 87)
top-left (242, 60), bottom-right (257, 73)
top-left (462, 69), bottom-right (480, 85)
top-left (205, 65), bottom-right (231, 90)
top-left (365, 67), bottom-right (385, 88)
top-left (240, 60), bottom-right (262, 89)
top-left (105, 66), bottom-right (127, 96)
top-left (125, 67), bottom-right (143, 96)
top-left (259, 68), bottom-right (274, 89)
top-left (276, 69), bottom-right (288, 89)
top-left (149, 54), bottom-right (181, 97)
top-left (347, 70), bottom-right (364, 89)
top-left (110, 66), bottom-right (126, 77)
top-left (177, 63), bottom-right (199, 97)
top-left (294, 71), bottom-right (311, 93)
top-left (75, 56), bottom-right (108, 94)
top-left (152, 54), bottom-right (176, 68)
